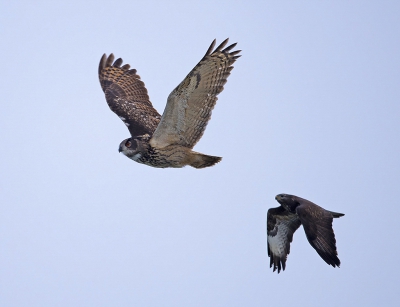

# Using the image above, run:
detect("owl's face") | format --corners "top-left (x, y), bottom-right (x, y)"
top-left (118, 135), bottom-right (151, 161)
top-left (118, 138), bottom-right (141, 160)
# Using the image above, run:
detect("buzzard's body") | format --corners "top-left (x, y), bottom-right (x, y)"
top-left (267, 194), bottom-right (344, 273)
top-left (98, 39), bottom-right (241, 168)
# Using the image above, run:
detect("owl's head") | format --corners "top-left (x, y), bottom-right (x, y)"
top-left (118, 134), bottom-right (151, 161)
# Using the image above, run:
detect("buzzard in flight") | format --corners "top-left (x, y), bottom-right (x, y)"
top-left (267, 194), bottom-right (344, 273)
top-left (98, 39), bottom-right (241, 168)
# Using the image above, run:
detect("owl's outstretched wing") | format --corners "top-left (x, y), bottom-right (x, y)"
top-left (267, 207), bottom-right (302, 273)
top-left (99, 54), bottom-right (161, 137)
top-left (150, 39), bottom-right (241, 149)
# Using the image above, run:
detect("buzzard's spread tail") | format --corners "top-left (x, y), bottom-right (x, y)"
top-left (189, 152), bottom-right (222, 169)
top-left (329, 211), bottom-right (345, 218)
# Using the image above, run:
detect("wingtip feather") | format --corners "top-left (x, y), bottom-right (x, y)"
top-left (205, 39), bottom-right (216, 56)
top-left (105, 53), bottom-right (114, 67)
top-left (99, 54), bottom-right (107, 74)
top-left (113, 58), bottom-right (123, 67)
top-left (222, 42), bottom-right (237, 53)
top-left (214, 38), bottom-right (229, 53)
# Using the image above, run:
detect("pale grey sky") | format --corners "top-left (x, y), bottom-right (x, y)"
top-left (1, 1), bottom-right (399, 306)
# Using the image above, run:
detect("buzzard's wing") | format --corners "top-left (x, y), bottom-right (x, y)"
top-left (296, 202), bottom-right (342, 267)
top-left (267, 206), bottom-right (302, 273)
top-left (99, 54), bottom-right (161, 137)
top-left (149, 39), bottom-right (241, 149)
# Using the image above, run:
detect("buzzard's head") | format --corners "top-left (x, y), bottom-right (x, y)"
top-left (118, 134), bottom-right (151, 161)
top-left (275, 194), bottom-right (300, 213)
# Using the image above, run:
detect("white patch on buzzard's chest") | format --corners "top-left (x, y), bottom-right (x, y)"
top-left (268, 234), bottom-right (285, 257)
top-left (268, 223), bottom-right (289, 257)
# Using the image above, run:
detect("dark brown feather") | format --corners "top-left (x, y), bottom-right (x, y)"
top-left (296, 203), bottom-right (341, 267)
top-left (99, 54), bottom-right (161, 137)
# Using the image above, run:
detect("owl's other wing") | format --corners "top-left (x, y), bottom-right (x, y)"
top-left (99, 54), bottom-right (161, 137)
top-left (149, 39), bottom-right (241, 149)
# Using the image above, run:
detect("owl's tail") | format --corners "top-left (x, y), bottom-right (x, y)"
top-left (189, 152), bottom-right (222, 169)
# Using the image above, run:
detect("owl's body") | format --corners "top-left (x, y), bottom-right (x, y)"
top-left (99, 39), bottom-right (240, 168)
top-left (118, 134), bottom-right (221, 168)
top-left (133, 146), bottom-right (220, 169)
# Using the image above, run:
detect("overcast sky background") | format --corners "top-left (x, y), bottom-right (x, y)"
top-left (1, 1), bottom-right (399, 306)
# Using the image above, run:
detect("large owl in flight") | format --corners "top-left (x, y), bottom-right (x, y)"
top-left (99, 39), bottom-right (241, 168)
top-left (267, 194), bottom-right (344, 273)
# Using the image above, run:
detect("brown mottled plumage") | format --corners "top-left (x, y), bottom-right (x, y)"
top-left (267, 194), bottom-right (344, 273)
top-left (99, 38), bottom-right (241, 168)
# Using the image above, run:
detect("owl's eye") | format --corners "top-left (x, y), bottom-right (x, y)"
top-left (125, 140), bottom-right (132, 147)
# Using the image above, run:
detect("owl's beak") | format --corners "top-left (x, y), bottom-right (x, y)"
top-left (118, 145), bottom-right (122, 153)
